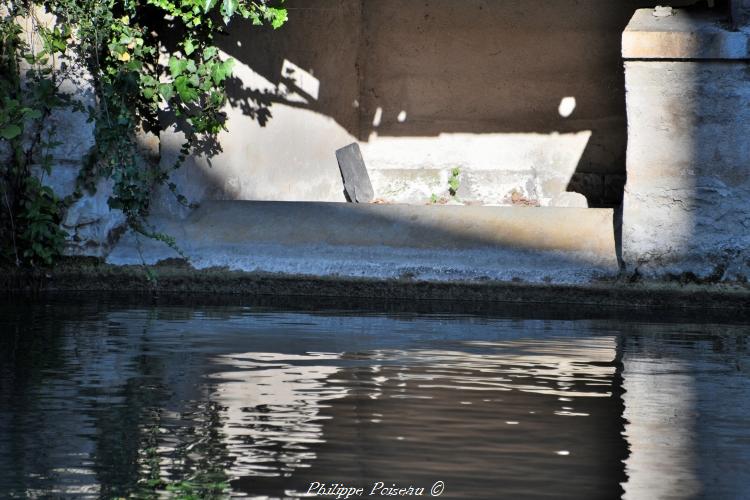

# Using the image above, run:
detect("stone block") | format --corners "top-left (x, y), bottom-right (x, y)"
top-left (622, 9), bottom-right (750, 278)
top-left (623, 9), bottom-right (750, 60)
top-left (109, 201), bottom-right (619, 284)
top-left (62, 178), bottom-right (126, 257)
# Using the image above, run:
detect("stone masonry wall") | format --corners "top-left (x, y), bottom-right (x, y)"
top-left (622, 8), bottom-right (750, 280)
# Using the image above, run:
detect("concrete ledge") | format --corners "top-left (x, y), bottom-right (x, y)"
top-left (623, 9), bottom-right (750, 60)
top-left (4, 264), bottom-right (750, 311)
top-left (108, 201), bottom-right (619, 284)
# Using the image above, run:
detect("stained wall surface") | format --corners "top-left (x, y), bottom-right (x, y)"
top-left (160, 0), bottom-right (660, 210)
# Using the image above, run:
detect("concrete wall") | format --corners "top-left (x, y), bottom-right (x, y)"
top-left (159, 0), bottom-right (662, 211)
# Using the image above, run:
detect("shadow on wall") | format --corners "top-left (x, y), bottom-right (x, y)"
top-left (165, 0), bottom-right (691, 209)
top-left (212, 0), bottom-right (669, 207)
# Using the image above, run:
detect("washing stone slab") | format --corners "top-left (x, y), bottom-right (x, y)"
top-left (107, 201), bottom-right (619, 284)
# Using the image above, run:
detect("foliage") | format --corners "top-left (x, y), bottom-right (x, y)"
top-left (448, 167), bottom-right (461, 197)
top-left (0, 6), bottom-right (71, 266)
top-left (0, 0), bottom-right (287, 268)
top-left (428, 168), bottom-right (462, 205)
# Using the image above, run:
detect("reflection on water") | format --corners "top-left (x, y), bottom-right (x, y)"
top-left (0, 299), bottom-right (748, 499)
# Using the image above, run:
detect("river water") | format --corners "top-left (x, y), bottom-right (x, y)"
top-left (1, 296), bottom-right (749, 499)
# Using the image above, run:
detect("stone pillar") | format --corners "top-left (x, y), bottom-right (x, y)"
top-left (622, 8), bottom-right (750, 279)
top-left (733, 0), bottom-right (750, 27)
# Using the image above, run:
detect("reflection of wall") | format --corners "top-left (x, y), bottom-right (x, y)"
top-left (620, 327), bottom-right (750, 500)
top-left (160, 0), bottom-right (656, 210)
top-left (210, 352), bottom-right (348, 478)
top-left (283, 337), bottom-right (628, 499)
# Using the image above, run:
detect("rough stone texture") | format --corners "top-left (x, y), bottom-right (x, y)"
top-left (61, 179), bottom-right (127, 257)
top-left (8, 8), bottom-right (128, 257)
top-left (40, 67), bottom-right (128, 258)
top-left (109, 201), bottom-right (619, 284)
top-left (622, 11), bottom-right (750, 278)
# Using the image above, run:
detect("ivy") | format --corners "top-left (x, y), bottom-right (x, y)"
top-left (0, 4), bottom-right (72, 266)
top-left (0, 0), bottom-right (287, 268)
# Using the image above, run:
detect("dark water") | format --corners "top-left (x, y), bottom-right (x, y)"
top-left (1, 297), bottom-right (749, 499)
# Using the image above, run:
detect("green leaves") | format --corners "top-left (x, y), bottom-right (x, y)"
top-left (210, 58), bottom-right (234, 85)
top-left (169, 56), bottom-right (189, 77)
top-left (222, 0), bottom-right (239, 23)
top-left (0, 124), bottom-right (21, 140)
top-left (174, 75), bottom-right (199, 101)
top-left (17, 177), bottom-right (68, 267)
top-left (1, 0), bottom-right (287, 268)
top-left (267, 7), bottom-right (288, 29)
top-left (159, 83), bottom-right (174, 100)
top-left (183, 38), bottom-right (196, 55)
top-left (449, 168), bottom-right (461, 197)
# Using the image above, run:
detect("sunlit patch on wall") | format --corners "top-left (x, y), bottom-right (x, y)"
top-left (279, 59), bottom-right (320, 103)
top-left (558, 97), bottom-right (577, 118)
top-left (373, 106), bottom-right (383, 127)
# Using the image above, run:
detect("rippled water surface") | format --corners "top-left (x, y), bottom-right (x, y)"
top-left (1, 297), bottom-right (749, 499)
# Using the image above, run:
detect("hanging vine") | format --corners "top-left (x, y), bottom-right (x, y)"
top-left (0, 0), bottom-right (287, 267)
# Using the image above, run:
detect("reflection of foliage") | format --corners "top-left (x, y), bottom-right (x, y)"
top-left (133, 402), bottom-right (232, 499)
top-left (0, 0), bottom-right (287, 268)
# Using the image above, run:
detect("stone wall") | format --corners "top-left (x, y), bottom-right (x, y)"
top-left (3, 9), bottom-right (127, 258)
top-left (622, 8), bottom-right (750, 279)
top-left (25, 0), bottom-right (750, 279)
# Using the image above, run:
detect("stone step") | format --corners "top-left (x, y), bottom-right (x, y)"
top-left (108, 201), bottom-right (619, 284)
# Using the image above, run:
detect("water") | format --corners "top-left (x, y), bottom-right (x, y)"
top-left (1, 296), bottom-right (749, 499)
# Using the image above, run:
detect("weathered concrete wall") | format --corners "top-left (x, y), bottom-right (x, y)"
top-left (156, 0), bottom-right (362, 213)
top-left (158, 0), bottom-right (663, 211)
top-left (622, 8), bottom-right (750, 279)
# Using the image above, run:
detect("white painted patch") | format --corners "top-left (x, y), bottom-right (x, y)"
top-left (397, 110), bottom-right (408, 122)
